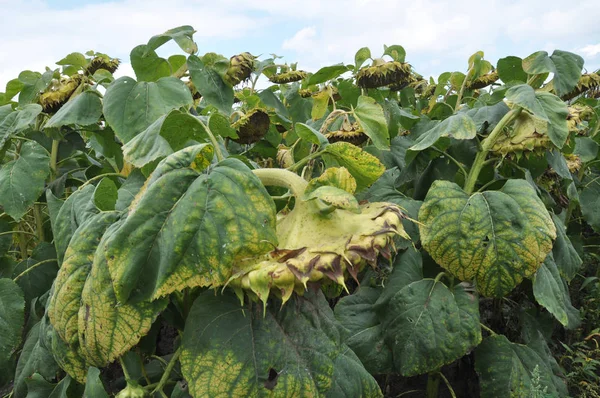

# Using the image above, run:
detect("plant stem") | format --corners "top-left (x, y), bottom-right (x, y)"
top-left (152, 348), bottom-right (182, 395)
top-left (426, 372), bottom-right (440, 398)
top-left (33, 204), bottom-right (45, 242)
top-left (196, 118), bottom-right (224, 162)
top-left (438, 371), bottom-right (457, 398)
top-left (480, 323), bottom-right (497, 336)
top-left (0, 231), bottom-right (38, 238)
top-left (463, 108), bottom-right (521, 194)
top-left (455, 69), bottom-right (472, 111)
top-left (79, 173), bottom-right (125, 189)
top-left (50, 139), bottom-right (60, 179)
top-left (430, 147), bottom-right (468, 178)
top-left (286, 150), bottom-right (325, 173)
top-left (13, 258), bottom-right (58, 282)
top-left (119, 356), bottom-right (132, 381)
top-left (252, 168), bottom-right (308, 197)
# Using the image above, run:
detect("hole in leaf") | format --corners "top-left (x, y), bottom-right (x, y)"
top-left (264, 368), bottom-right (279, 390)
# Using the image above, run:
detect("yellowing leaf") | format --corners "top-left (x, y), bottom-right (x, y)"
top-left (419, 180), bottom-right (556, 297)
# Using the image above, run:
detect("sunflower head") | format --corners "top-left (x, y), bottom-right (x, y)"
top-left (491, 112), bottom-right (552, 156)
top-left (232, 109), bottom-right (271, 144)
top-left (225, 52), bottom-right (256, 86)
top-left (269, 70), bottom-right (308, 84)
top-left (84, 56), bottom-right (120, 76)
top-left (325, 117), bottom-right (367, 146)
top-left (38, 75), bottom-right (83, 113)
top-left (466, 71), bottom-right (499, 90)
top-left (356, 59), bottom-right (412, 89)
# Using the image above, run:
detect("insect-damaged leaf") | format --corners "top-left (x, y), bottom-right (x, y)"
top-left (181, 290), bottom-right (382, 398)
top-left (104, 145), bottom-right (278, 304)
top-left (418, 180), bottom-right (556, 297)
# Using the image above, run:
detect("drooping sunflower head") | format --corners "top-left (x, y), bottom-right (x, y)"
top-left (38, 75), bottom-right (83, 113)
top-left (491, 112), bottom-right (552, 157)
top-left (84, 56), bottom-right (120, 76)
top-left (269, 70), bottom-right (308, 84)
top-left (325, 119), bottom-right (368, 146)
top-left (567, 104), bottom-right (594, 134)
top-left (227, 167), bottom-right (410, 308)
top-left (225, 52), bottom-right (256, 86)
top-left (356, 59), bottom-right (412, 88)
top-left (466, 71), bottom-right (499, 90)
top-left (562, 72), bottom-right (600, 101)
top-left (231, 108), bottom-right (271, 144)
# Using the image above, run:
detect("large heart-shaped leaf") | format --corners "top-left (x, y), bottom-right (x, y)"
top-left (381, 279), bottom-right (481, 376)
top-left (0, 104), bottom-right (42, 147)
top-left (130, 45), bottom-right (171, 82)
top-left (188, 55), bottom-right (234, 115)
top-left (532, 253), bottom-right (580, 329)
top-left (0, 141), bottom-right (50, 221)
top-left (45, 91), bottom-right (102, 129)
top-left (181, 290), bottom-right (382, 398)
top-left (104, 146), bottom-right (277, 303)
top-left (522, 50), bottom-right (584, 97)
top-left (418, 180), bottom-right (556, 297)
top-left (103, 76), bottom-right (193, 143)
top-left (476, 334), bottom-right (567, 397)
top-left (409, 113), bottom-right (477, 151)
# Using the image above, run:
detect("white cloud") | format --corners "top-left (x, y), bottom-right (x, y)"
top-left (578, 44), bottom-right (600, 58)
top-left (1, 0), bottom-right (599, 89)
top-left (282, 27), bottom-right (317, 53)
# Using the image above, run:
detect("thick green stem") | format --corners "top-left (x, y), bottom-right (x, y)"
top-left (455, 69), bottom-right (473, 111)
top-left (151, 348), bottom-right (182, 395)
top-left (286, 150), bottom-right (324, 173)
top-left (79, 173), bottom-right (125, 189)
top-left (426, 372), bottom-right (441, 398)
top-left (196, 118), bottom-right (224, 162)
top-left (50, 139), bottom-right (60, 179)
top-left (33, 204), bottom-right (45, 242)
top-left (252, 168), bottom-right (308, 197)
top-left (463, 108), bottom-right (522, 193)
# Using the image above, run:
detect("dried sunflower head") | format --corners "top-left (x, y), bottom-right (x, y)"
top-left (565, 154), bottom-right (582, 173)
top-left (38, 75), bottom-right (83, 113)
top-left (224, 52), bottom-right (256, 86)
top-left (466, 71), bottom-right (499, 90)
top-left (84, 56), bottom-right (120, 76)
top-left (325, 116), bottom-right (367, 146)
top-left (269, 70), bottom-right (308, 84)
top-left (562, 73), bottom-right (600, 101)
top-left (567, 104), bottom-right (594, 134)
top-left (185, 80), bottom-right (202, 102)
top-left (491, 112), bottom-right (552, 156)
top-left (356, 59), bottom-right (411, 89)
top-left (231, 109), bottom-right (271, 144)
top-left (228, 168), bottom-right (409, 307)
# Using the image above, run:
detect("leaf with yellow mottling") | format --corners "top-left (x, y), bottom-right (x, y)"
top-left (322, 142), bottom-right (385, 192)
top-left (418, 179), bottom-right (556, 297)
top-left (105, 146), bottom-right (277, 304)
top-left (181, 290), bottom-right (382, 398)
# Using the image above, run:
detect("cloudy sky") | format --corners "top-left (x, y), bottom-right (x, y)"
top-left (1, 0), bottom-right (599, 90)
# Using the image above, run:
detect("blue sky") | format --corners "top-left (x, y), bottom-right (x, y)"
top-left (1, 0), bottom-right (599, 90)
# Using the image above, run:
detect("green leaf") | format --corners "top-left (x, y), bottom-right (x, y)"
top-left (535, 92), bottom-right (569, 148)
top-left (353, 96), bottom-right (389, 149)
top-left (476, 334), bottom-right (567, 398)
top-left (522, 50), bottom-right (584, 97)
top-left (505, 84), bottom-right (549, 121)
top-left (258, 90), bottom-right (289, 118)
top-left (13, 322), bottom-right (60, 398)
top-left (295, 122), bottom-right (329, 147)
top-left (18, 70), bottom-right (53, 106)
top-left (303, 186), bottom-right (360, 213)
top-left (545, 150), bottom-right (571, 180)
top-left (84, 367), bottom-right (109, 398)
top-left (574, 136), bottom-right (599, 162)
top-left (383, 45), bottom-right (406, 63)
top-left (145, 25), bottom-right (197, 55)
top-left (115, 170), bottom-right (145, 212)
top-left (123, 110), bottom-right (211, 167)
top-left (382, 280), bottom-right (481, 376)
top-left (93, 178), bottom-right (118, 211)
top-left (181, 290), bottom-right (382, 398)
top-left (580, 174), bottom-right (600, 232)
top-left (24, 373), bottom-right (56, 398)
top-left (311, 89), bottom-right (330, 121)
top-left (0, 141), bottom-right (50, 220)
top-left (45, 91), bottom-right (102, 129)
top-left (419, 180), bottom-right (556, 297)
top-left (465, 101), bottom-right (510, 133)
top-left (409, 113), bottom-right (477, 151)
top-left (307, 64), bottom-right (349, 86)
top-left (532, 253), bottom-right (580, 329)
top-left (188, 55), bottom-right (234, 115)
top-left (5, 79), bottom-right (25, 102)
top-left (0, 279), bottom-right (24, 364)
top-left (551, 213), bottom-right (581, 281)
top-left (354, 47), bottom-right (371, 70)
top-left (130, 45), bottom-right (171, 82)
top-left (56, 52), bottom-right (87, 69)
top-left (497, 56), bottom-right (527, 83)
top-left (0, 104), bottom-right (43, 147)
top-left (103, 76), bottom-right (193, 143)
top-left (322, 142), bottom-right (385, 192)
top-left (104, 151), bottom-right (277, 303)
top-left (13, 243), bottom-right (58, 304)
top-left (208, 112), bottom-right (238, 139)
